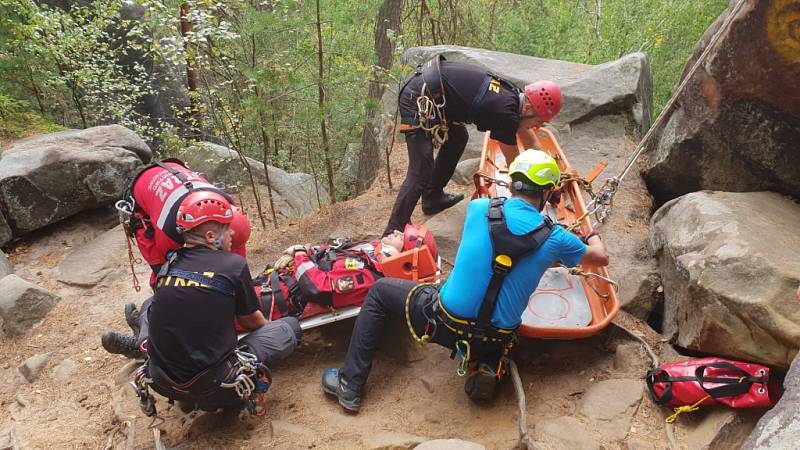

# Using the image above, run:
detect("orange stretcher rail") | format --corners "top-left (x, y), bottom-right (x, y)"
top-left (472, 128), bottom-right (619, 339)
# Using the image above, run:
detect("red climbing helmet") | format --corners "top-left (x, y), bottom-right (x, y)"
top-left (524, 80), bottom-right (562, 122)
top-left (176, 191), bottom-right (233, 231)
top-left (230, 206), bottom-right (251, 256)
top-left (403, 224), bottom-right (438, 259)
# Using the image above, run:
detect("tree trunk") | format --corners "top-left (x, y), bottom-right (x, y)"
top-left (315, 0), bottom-right (336, 203)
top-left (356, 0), bottom-right (403, 194)
top-left (180, 2), bottom-right (202, 138)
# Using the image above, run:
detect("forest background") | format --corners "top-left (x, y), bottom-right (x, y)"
top-left (0, 0), bottom-right (727, 212)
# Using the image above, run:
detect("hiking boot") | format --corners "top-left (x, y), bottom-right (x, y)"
top-left (321, 368), bottom-right (361, 412)
top-left (101, 331), bottom-right (144, 359)
top-left (124, 303), bottom-right (140, 336)
top-left (464, 364), bottom-right (498, 402)
top-left (422, 192), bottom-right (465, 215)
top-left (178, 400), bottom-right (197, 414)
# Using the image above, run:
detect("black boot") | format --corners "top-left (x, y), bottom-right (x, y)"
top-left (321, 368), bottom-right (362, 412)
top-left (124, 303), bottom-right (141, 336)
top-left (464, 363), bottom-right (498, 402)
top-left (101, 331), bottom-right (144, 359)
top-left (421, 192), bottom-right (465, 215)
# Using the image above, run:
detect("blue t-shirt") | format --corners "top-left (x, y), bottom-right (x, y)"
top-left (440, 198), bottom-right (587, 330)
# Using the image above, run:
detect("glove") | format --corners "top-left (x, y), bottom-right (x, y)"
top-left (273, 253), bottom-right (294, 270)
top-left (284, 244), bottom-right (307, 255)
top-left (274, 245), bottom-right (308, 270)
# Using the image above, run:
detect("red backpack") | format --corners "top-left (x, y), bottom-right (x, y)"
top-left (117, 159), bottom-right (237, 288)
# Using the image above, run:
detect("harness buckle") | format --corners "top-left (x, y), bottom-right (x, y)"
top-left (493, 254), bottom-right (513, 274)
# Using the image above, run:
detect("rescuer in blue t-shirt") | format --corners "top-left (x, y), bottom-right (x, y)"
top-left (322, 150), bottom-right (608, 412)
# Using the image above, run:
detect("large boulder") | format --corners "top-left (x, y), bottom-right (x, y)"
top-left (56, 224), bottom-right (127, 287)
top-left (642, 0), bottom-right (800, 206)
top-left (181, 142), bottom-right (328, 219)
top-left (650, 191), bottom-right (800, 368)
top-left (742, 353), bottom-right (800, 449)
top-left (0, 251), bottom-right (12, 279)
top-left (0, 275), bottom-right (61, 337)
top-left (0, 126), bottom-right (151, 244)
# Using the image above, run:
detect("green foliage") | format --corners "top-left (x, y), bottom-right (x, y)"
top-left (0, 94), bottom-right (64, 139)
top-left (484, 0), bottom-right (728, 114)
top-left (0, 0), bottom-right (165, 140)
top-left (0, 0), bottom-right (727, 180)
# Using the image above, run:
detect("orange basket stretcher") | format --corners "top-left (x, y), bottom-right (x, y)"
top-left (472, 128), bottom-right (619, 339)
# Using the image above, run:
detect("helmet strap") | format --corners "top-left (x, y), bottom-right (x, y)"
top-left (213, 224), bottom-right (229, 250)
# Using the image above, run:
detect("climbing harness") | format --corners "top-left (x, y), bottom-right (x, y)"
top-left (131, 348), bottom-right (272, 420)
top-left (404, 282), bottom-right (439, 345)
top-left (476, 197), bottom-right (553, 339)
top-left (219, 349), bottom-right (272, 415)
top-left (410, 54), bottom-right (516, 148)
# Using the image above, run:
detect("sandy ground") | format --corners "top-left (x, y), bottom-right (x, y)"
top-left (0, 133), bottom-right (706, 449)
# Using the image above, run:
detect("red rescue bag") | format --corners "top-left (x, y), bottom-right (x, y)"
top-left (646, 357), bottom-right (782, 421)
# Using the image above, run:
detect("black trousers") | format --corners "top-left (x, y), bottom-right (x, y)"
top-left (340, 278), bottom-right (503, 390)
top-left (383, 126), bottom-right (469, 235)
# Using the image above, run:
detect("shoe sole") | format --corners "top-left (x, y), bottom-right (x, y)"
top-left (321, 380), bottom-right (360, 412)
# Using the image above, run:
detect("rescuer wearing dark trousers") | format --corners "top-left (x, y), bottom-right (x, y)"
top-left (383, 55), bottom-right (564, 236)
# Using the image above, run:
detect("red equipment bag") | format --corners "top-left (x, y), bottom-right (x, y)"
top-left (646, 357), bottom-right (782, 421)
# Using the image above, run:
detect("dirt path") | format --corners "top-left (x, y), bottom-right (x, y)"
top-left (0, 132), bottom-right (679, 449)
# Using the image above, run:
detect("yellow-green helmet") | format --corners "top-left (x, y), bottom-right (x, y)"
top-left (508, 149), bottom-right (560, 188)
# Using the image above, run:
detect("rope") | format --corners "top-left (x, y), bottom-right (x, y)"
top-left (559, 173), bottom-right (595, 198)
top-left (508, 359), bottom-right (541, 450)
top-left (123, 230), bottom-right (142, 293)
top-left (404, 283), bottom-right (436, 344)
top-left (665, 395), bottom-right (710, 423)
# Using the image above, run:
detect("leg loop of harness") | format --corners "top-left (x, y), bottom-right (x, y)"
top-left (405, 283), bottom-right (439, 345)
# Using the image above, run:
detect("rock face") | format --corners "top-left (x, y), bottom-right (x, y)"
top-left (537, 416), bottom-right (600, 450)
top-left (0, 126), bottom-right (151, 244)
top-left (742, 353), bottom-right (800, 450)
top-left (0, 251), bottom-right (12, 279)
top-left (578, 378), bottom-right (644, 441)
top-left (363, 431), bottom-right (427, 450)
top-left (420, 199), bottom-right (467, 259)
top-left (685, 409), bottom-right (761, 450)
top-left (0, 275), bottom-right (60, 337)
top-left (452, 158), bottom-right (480, 185)
top-left (650, 191), bottom-right (800, 368)
top-left (56, 224), bottom-right (127, 287)
top-left (181, 142), bottom-right (328, 219)
top-left (642, 0), bottom-right (800, 206)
